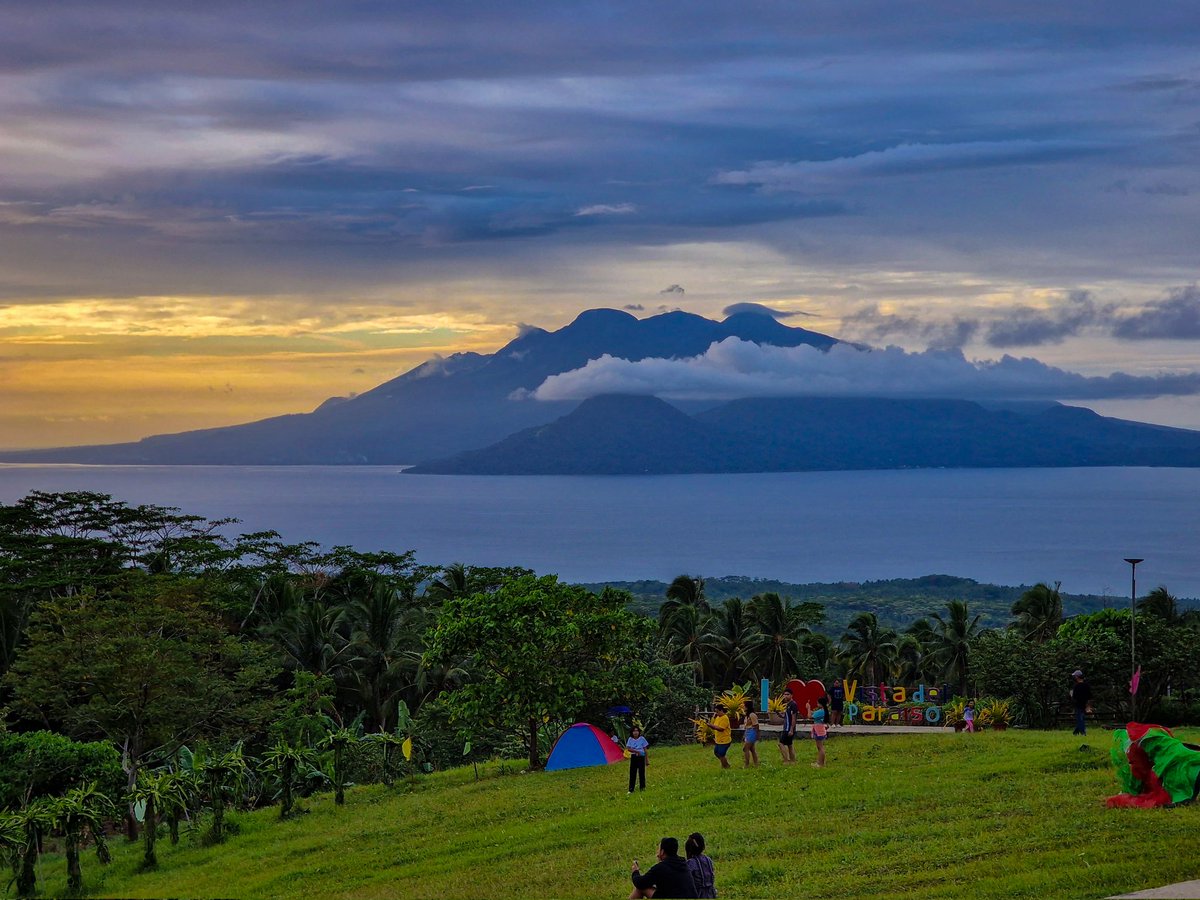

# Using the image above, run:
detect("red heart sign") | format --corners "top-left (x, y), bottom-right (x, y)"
top-left (785, 678), bottom-right (827, 716)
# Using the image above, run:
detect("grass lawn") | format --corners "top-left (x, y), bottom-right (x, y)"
top-left (12, 728), bottom-right (1200, 899)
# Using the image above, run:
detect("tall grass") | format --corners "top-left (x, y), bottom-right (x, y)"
top-left (11, 729), bottom-right (1199, 899)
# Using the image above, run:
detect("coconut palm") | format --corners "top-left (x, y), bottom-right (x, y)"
top-left (838, 612), bottom-right (898, 687)
top-left (746, 593), bottom-right (813, 685)
top-left (659, 574), bottom-right (708, 623)
top-left (707, 598), bottom-right (762, 687)
top-left (272, 598), bottom-right (352, 678)
top-left (346, 578), bottom-right (424, 731)
top-left (659, 604), bottom-right (719, 683)
top-left (930, 600), bottom-right (983, 695)
top-left (1138, 585), bottom-right (1179, 622)
top-left (425, 563), bottom-right (470, 603)
top-left (1011, 582), bottom-right (1063, 643)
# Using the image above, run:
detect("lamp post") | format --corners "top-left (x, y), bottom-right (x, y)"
top-left (1124, 558), bottom-right (1143, 719)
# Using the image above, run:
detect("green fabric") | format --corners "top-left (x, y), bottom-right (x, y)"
top-left (1140, 730), bottom-right (1200, 804)
top-left (1110, 729), bottom-right (1138, 795)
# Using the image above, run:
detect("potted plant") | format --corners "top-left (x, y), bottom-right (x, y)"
top-left (718, 683), bottom-right (753, 728)
top-left (944, 698), bottom-right (966, 731)
top-left (767, 694), bottom-right (787, 725)
top-left (979, 698), bottom-right (1013, 731)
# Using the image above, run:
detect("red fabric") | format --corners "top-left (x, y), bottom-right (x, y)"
top-left (1106, 723), bottom-right (1174, 808)
top-left (1126, 722), bottom-right (1172, 742)
top-left (585, 723), bottom-right (627, 764)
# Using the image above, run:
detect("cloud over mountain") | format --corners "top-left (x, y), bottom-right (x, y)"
top-left (531, 339), bottom-right (1200, 403)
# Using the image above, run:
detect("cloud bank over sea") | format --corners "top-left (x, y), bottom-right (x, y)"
top-left (531, 339), bottom-right (1200, 404)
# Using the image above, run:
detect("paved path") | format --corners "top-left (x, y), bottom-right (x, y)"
top-left (1110, 881), bottom-right (1200, 899)
top-left (753, 723), bottom-right (955, 736)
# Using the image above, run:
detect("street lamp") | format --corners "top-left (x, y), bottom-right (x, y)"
top-left (1124, 558), bottom-right (1143, 719)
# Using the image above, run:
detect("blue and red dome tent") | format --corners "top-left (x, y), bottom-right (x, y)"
top-left (546, 723), bottom-right (625, 771)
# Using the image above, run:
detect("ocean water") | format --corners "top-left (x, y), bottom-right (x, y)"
top-left (0, 465), bottom-right (1195, 597)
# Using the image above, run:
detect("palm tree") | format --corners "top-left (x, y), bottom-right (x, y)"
top-left (1011, 582), bottom-right (1063, 643)
top-left (930, 600), bottom-right (983, 695)
top-left (9, 799), bottom-right (54, 898)
top-left (1138, 585), bottom-right (1179, 622)
top-left (746, 593), bottom-right (812, 685)
top-left (707, 598), bottom-right (762, 688)
top-left (660, 574), bottom-right (708, 623)
top-left (346, 578), bottom-right (423, 731)
top-left (272, 598), bottom-right (352, 678)
top-left (425, 563), bottom-right (470, 604)
top-left (660, 604), bottom-right (718, 683)
top-left (838, 612), bottom-right (898, 687)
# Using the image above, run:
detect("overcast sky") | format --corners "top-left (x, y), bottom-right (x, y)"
top-left (3, 1), bottom-right (1200, 447)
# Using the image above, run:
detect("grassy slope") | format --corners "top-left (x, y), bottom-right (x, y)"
top-left (16, 730), bottom-right (1200, 900)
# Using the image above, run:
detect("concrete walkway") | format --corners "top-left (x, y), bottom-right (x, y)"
top-left (754, 723), bottom-right (956, 736)
top-left (1110, 881), bottom-right (1200, 899)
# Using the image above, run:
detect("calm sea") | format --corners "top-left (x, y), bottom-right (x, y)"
top-left (0, 465), bottom-right (1195, 597)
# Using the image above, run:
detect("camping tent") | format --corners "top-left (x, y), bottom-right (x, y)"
top-left (546, 723), bottom-right (625, 771)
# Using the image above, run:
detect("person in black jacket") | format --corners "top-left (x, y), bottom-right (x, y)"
top-left (630, 836), bottom-right (698, 899)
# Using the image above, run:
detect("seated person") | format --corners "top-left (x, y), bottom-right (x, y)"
top-left (631, 836), bottom-right (698, 899)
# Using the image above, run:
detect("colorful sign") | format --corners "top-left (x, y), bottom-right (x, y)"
top-left (765, 678), bottom-right (946, 725)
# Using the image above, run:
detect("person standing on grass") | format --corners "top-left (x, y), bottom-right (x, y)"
top-left (811, 706), bottom-right (828, 768)
top-left (963, 700), bottom-right (976, 733)
top-left (631, 836), bottom-right (699, 899)
top-left (685, 833), bottom-right (716, 899)
top-left (627, 725), bottom-right (649, 793)
top-left (742, 701), bottom-right (760, 768)
top-left (778, 697), bottom-right (798, 763)
top-left (710, 709), bottom-right (732, 769)
top-left (830, 679), bottom-right (845, 726)
top-left (1070, 670), bottom-right (1092, 735)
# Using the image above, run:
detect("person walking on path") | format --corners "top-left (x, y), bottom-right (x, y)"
top-left (710, 709), bottom-right (732, 769)
top-left (627, 725), bottom-right (649, 793)
top-left (779, 697), bottom-right (798, 764)
top-left (963, 700), bottom-right (977, 733)
top-left (811, 707), bottom-right (828, 768)
top-left (631, 837), bottom-right (699, 899)
top-left (685, 833), bottom-right (716, 899)
top-left (1070, 670), bottom-right (1092, 735)
top-left (742, 702), bottom-right (760, 768)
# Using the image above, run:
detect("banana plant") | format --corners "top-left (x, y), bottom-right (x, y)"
top-left (51, 782), bottom-right (115, 894)
top-left (365, 701), bottom-right (415, 788)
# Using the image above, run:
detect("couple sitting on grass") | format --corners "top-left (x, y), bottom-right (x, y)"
top-left (630, 833), bottom-right (716, 899)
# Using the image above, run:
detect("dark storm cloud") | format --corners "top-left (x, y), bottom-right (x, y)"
top-left (1114, 286), bottom-right (1200, 340)
top-left (2, 0), bottom-right (1200, 300)
top-left (985, 291), bottom-right (1111, 348)
top-left (842, 307), bottom-right (980, 350)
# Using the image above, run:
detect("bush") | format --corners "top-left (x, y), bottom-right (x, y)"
top-left (0, 730), bottom-right (123, 808)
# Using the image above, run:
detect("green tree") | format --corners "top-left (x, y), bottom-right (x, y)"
top-left (707, 598), bottom-right (762, 688)
top-left (838, 612), bottom-right (898, 687)
top-left (4, 575), bottom-right (279, 838)
top-left (1011, 582), bottom-right (1064, 643)
top-left (746, 593), bottom-right (815, 684)
top-left (660, 575), bottom-right (708, 622)
top-left (659, 604), bottom-right (718, 684)
top-left (426, 576), bottom-right (657, 769)
top-left (1138, 585), bottom-right (1179, 623)
top-left (929, 600), bottom-right (983, 695)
